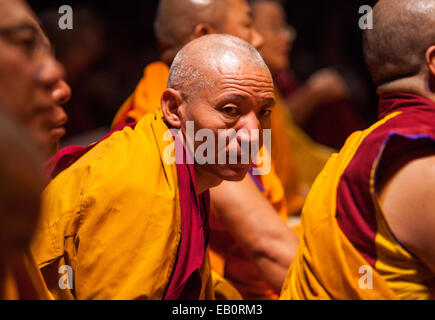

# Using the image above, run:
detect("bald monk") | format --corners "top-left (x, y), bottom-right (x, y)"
top-left (110, 0), bottom-right (299, 299)
top-left (281, 0), bottom-right (435, 300)
top-left (0, 0), bottom-right (72, 300)
top-left (32, 35), bottom-right (278, 300)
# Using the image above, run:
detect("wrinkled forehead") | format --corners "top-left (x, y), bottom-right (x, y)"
top-left (210, 50), bottom-right (272, 83)
top-left (0, 0), bottom-right (39, 28)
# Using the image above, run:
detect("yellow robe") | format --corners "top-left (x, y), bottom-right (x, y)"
top-left (280, 92), bottom-right (435, 300)
top-left (1, 250), bottom-right (52, 300)
top-left (280, 115), bottom-right (399, 300)
top-left (112, 62), bottom-right (169, 129)
top-left (31, 111), bottom-right (214, 299)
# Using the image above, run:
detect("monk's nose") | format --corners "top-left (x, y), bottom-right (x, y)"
top-left (36, 56), bottom-right (65, 91)
top-left (251, 28), bottom-right (264, 50)
top-left (52, 80), bottom-right (72, 105)
top-left (238, 113), bottom-right (261, 144)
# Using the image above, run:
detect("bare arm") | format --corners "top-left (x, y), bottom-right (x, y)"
top-left (210, 174), bottom-right (299, 292)
top-left (378, 148), bottom-right (435, 274)
top-left (285, 68), bottom-right (349, 125)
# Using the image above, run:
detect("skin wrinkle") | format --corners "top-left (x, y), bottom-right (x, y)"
top-left (218, 75), bottom-right (275, 96)
top-left (220, 83), bottom-right (274, 91)
top-left (220, 77), bottom-right (274, 86)
top-left (214, 89), bottom-right (275, 109)
top-left (213, 94), bottom-right (275, 111)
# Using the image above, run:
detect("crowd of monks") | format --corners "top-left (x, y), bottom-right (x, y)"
top-left (0, 0), bottom-right (434, 300)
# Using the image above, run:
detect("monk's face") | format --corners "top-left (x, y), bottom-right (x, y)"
top-left (252, 1), bottom-right (295, 74)
top-left (217, 0), bottom-right (264, 49)
top-left (0, 0), bottom-right (70, 159)
top-left (180, 58), bottom-right (275, 182)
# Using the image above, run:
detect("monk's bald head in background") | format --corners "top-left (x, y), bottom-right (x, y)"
top-left (363, 0), bottom-right (435, 100)
top-left (0, 0), bottom-right (70, 159)
top-left (161, 34), bottom-right (274, 190)
top-left (155, 0), bottom-right (264, 65)
top-left (0, 109), bottom-right (44, 260)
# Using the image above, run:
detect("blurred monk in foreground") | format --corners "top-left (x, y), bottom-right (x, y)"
top-left (0, 110), bottom-right (48, 299)
top-left (109, 0), bottom-right (298, 299)
top-left (281, 0), bottom-right (435, 300)
top-left (0, 0), bottom-right (71, 299)
top-left (32, 34), bottom-right (280, 300)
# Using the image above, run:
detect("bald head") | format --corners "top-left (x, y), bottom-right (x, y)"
top-left (167, 34), bottom-right (269, 101)
top-left (363, 0), bottom-right (435, 86)
top-left (154, 0), bottom-right (264, 64)
top-left (154, 0), bottom-right (227, 61)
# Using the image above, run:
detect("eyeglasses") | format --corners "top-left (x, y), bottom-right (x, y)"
top-left (0, 23), bottom-right (54, 58)
top-left (268, 24), bottom-right (297, 42)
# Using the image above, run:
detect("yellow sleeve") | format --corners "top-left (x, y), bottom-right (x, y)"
top-left (33, 117), bottom-right (182, 300)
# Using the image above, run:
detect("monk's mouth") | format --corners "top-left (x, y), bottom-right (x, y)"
top-left (50, 126), bottom-right (66, 140)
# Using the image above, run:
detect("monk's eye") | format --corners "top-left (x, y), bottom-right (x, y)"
top-left (221, 106), bottom-right (240, 117)
top-left (259, 109), bottom-right (272, 118)
top-left (245, 20), bottom-right (253, 29)
top-left (13, 29), bottom-right (38, 52)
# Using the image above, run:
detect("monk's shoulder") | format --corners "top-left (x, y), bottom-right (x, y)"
top-left (54, 115), bottom-right (173, 199)
top-left (34, 116), bottom-right (180, 265)
top-left (378, 147), bottom-right (435, 271)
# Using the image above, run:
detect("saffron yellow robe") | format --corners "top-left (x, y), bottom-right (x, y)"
top-left (112, 62), bottom-right (169, 129)
top-left (281, 93), bottom-right (435, 300)
top-left (31, 111), bottom-right (214, 299)
top-left (280, 117), bottom-right (399, 299)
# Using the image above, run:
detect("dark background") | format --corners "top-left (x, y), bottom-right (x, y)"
top-left (29, 0), bottom-right (379, 143)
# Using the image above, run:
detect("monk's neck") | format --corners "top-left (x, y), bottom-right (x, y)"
top-left (377, 75), bottom-right (435, 102)
top-left (194, 166), bottom-right (222, 194)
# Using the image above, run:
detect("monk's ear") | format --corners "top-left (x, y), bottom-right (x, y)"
top-left (161, 88), bottom-right (184, 128)
top-left (191, 23), bottom-right (218, 40)
top-left (425, 45), bottom-right (435, 76)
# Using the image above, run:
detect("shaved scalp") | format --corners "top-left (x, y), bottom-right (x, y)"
top-left (154, 0), bottom-right (228, 59)
top-left (363, 0), bottom-right (435, 86)
top-left (167, 34), bottom-right (270, 101)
